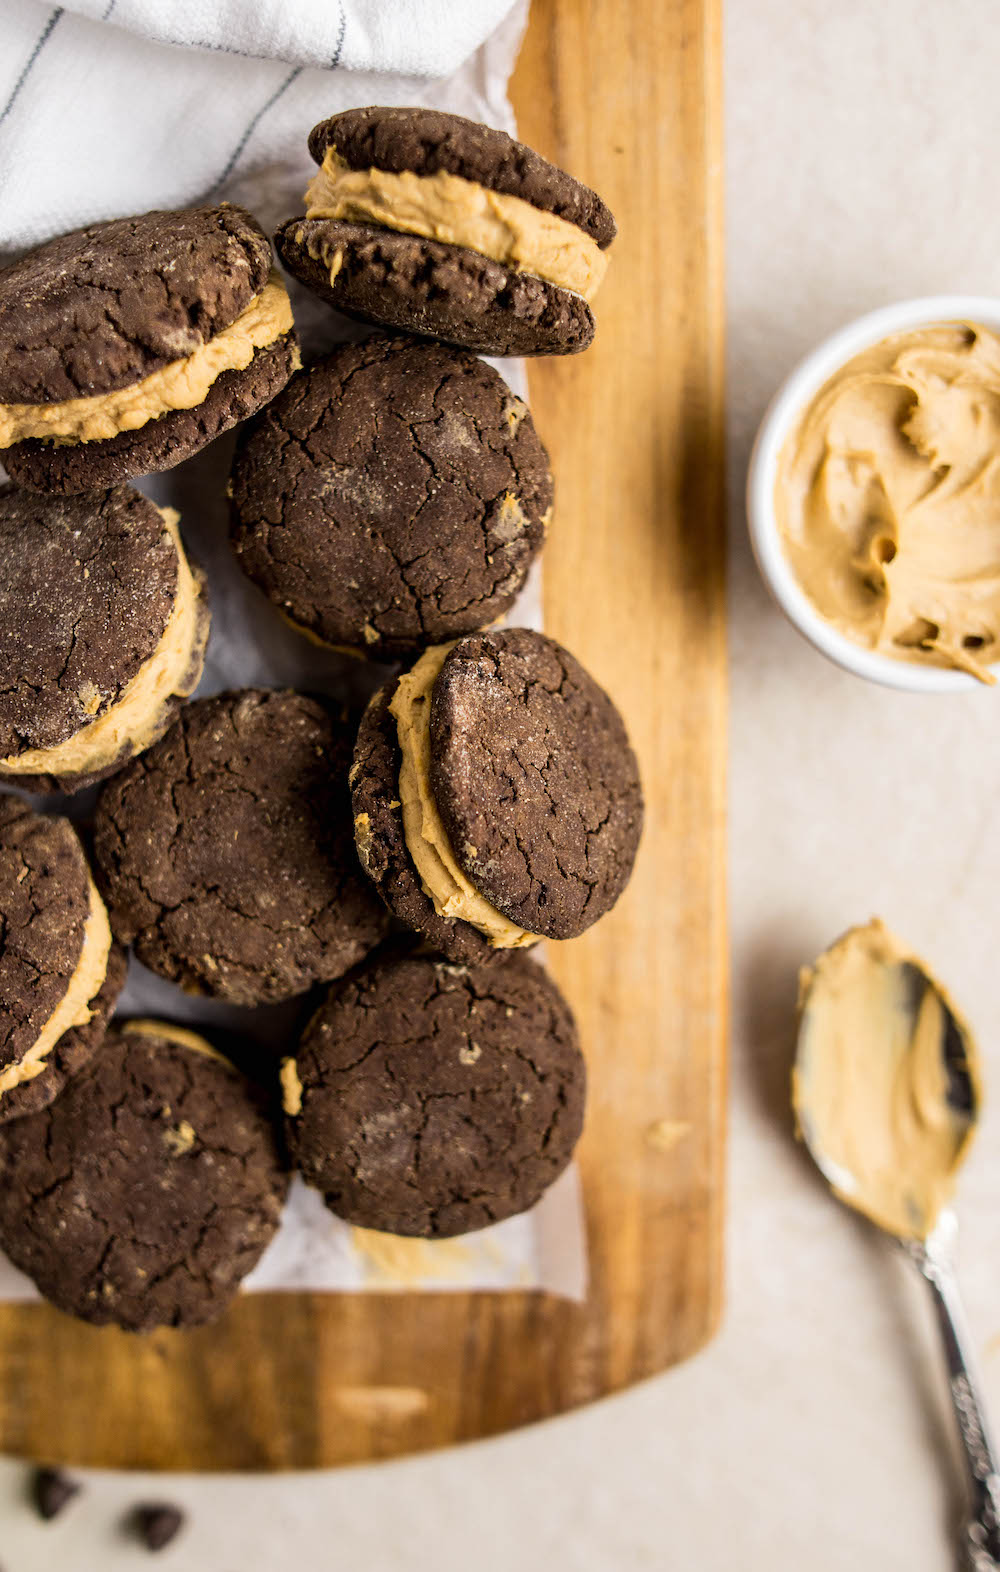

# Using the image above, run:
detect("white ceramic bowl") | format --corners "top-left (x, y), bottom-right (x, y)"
top-left (746, 295), bottom-right (1000, 692)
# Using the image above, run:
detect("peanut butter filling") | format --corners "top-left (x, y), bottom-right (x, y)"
top-left (0, 876), bottom-right (112, 1098)
top-left (776, 322), bottom-right (1000, 683)
top-left (389, 643), bottom-right (537, 948)
top-left (0, 273), bottom-right (294, 448)
top-left (2, 508), bottom-right (204, 778)
top-left (793, 918), bottom-right (980, 1239)
top-left (120, 1019), bottom-right (231, 1066)
top-left (280, 1056), bottom-right (304, 1117)
top-left (305, 149), bottom-right (608, 303)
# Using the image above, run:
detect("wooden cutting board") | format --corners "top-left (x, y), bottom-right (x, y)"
top-left (0, 0), bottom-right (726, 1470)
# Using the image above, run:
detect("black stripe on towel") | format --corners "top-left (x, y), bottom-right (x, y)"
top-left (0, 7), bottom-right (64, 133)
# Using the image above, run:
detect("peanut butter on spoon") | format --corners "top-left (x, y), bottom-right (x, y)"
top-left (792, 921), bottom-right (1000, 1565)
top-left (793, 917), bottom-right (980, 1239)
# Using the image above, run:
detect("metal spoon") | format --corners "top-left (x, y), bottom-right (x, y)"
top-left (794, 919), bottom-right (998, 1570)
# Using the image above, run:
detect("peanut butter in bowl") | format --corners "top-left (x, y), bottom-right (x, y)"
top-left (774, 320), bottom-right (1000, 685)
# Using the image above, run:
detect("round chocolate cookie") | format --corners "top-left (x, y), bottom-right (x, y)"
top-left (0, 485), bottom-right (210, 795)
top-left (285, 950), bottom-right (585, 1237)
top-left (351, 630), bottom-right (643, 961)
top-left (0, 1020), bottom-right (289, 1329)
top-left (229, 335), bottom-right (552, 659)
top-left (0, 798), bottom-right (124, 1124)
top-left (93, 689), bottom-right (388, 1004)
top-left (0, 206), bottom-right (299, 494)
top-left (276, 106), bottom-right (615, 356)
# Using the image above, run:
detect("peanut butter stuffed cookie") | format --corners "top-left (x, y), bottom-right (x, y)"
top-left (0, 798), bottom-right (125, 1126)
top-left (283, 949), bottom-right (585, 1237)
top-left (0, 1019), bottom-right (288, 1330)
top-left (93, 689), bottom-right (388, 1005)
top-left (0, 205), bottom-right (298, 494)
top-left (351, 629), bottom-right (643, 965)
top-left (229, 334), bottom-right (552, 660)
top-left (0, 485), bottom-right (209, 794)
top-left (276, 107), bottom-right (615, 355)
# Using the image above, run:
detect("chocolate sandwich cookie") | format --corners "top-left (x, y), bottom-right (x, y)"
top-left (0, 799), bottom-right (125, 1125)
top-left (0, 1019), bottom-right (288, 1329)
top-left (0, 206), bottom-right (299, 494)
top-left (351, 629), bottom-right (643, 964)
top-left (283, 949), bottom-right (585, 1237)
top-left (93, 689), bottom-right (388, 1005)
top-left (276, 107), bottom-right (615, 356)
top-left (229, 335), bottom-right (552, 659)
top-left (0, 486), bottom-right (209, 794)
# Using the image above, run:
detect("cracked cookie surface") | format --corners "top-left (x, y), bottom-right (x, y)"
top-left (430, 630), bottom-right (643, 938)
top-left (0, 1021), bottom-right (289, 1330)
top-left (308, 107), bottom-right (617, 246)
top-left (92, 689), bottom-right (388, 1004)
top-left (287, 950), bottom-right (585, 1237)
top-left (0, 485), bottom-right (202, 776)
top-left (0, 799), bottom-right (122, 1115)
top-left (229, 335), bottom-right (551, 658)
top-left (276, 219), bottom-right (596, 357)
top-left (0, 205), bottom-right (273, 404)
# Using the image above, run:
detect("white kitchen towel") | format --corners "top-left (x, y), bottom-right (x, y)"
top-left (0, 0), bottom-right (520, 253)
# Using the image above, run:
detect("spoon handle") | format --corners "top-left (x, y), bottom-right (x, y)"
top-left (906, 1217), bottom-right (1000, 1570)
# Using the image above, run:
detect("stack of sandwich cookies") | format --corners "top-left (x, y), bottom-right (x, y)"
top-left (0, 800), bottom-right (125, 1126)
top-left (0, 206), bottom-right (299, 494)
top-left (283, 949), bottom-right (585, 1238)
top-left (0, 486), bottom-right (209, 794)
top-left (0, 1019), bottom-right (288, 1330)
top-left (277, 107), bottom-right (615, 356)
top-left (92, 689), bottom-right (388, 1005)
top-left (228, 334), bottom-right (552, 659)
top-left (352, 629), bottom-right (643, 965)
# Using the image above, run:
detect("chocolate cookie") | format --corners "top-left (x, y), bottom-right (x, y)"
top-left (93, 689), bottom-right (388, 1004)
top-left (276, 107), bottom-right (615, 356)
top-left (0, 206), bottom-right (299, 495)
top-left (0, 1020), bottom-right (289, 1329)
top-left (0, 799), bottom-right (124, 1124)
top-left (284, 950), bottom-right (585, 1237)
top-left (229, 335), bottom-right (552, 659)
top-left (351, 630), bottom-right (643, 961)
top-left (0, 486), bottom-right (209, 795)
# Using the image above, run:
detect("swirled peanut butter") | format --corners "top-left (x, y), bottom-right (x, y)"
top-left (793, 919), bottom-right (980, 1239)
top-left (776, 323), bottom-right (1000, 683)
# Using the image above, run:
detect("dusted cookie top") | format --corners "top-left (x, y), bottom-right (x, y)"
top-left (0, 799), bottom-right (118, 1116)
top-left (229, 335), bottom-right (552, 658)
top-left (307, 107), bottom-right (616, 248)
top-left (0, 485), bottom-right (209, 792)
top-left (430, 631), bottom-right (643, 937)
top-left (0, 205), bottom-right (273, 404)
top-left (93, 689), bottom-right (388, 1004)
top-left (286, 950), bottom-right (585, 1237)
top-left (0, 1020), bottom-right (289, 1330)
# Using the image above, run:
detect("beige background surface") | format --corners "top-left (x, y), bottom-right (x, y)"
top-left (4, 0), bottom-right (1000, 1565)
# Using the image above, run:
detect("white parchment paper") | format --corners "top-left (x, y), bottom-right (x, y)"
top-left (0, 0), bottom-right (589, 1304)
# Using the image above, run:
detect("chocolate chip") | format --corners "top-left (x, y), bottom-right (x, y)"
top-left (134, 1502), bottom-right (185, 1552)
top-left (31, 1465), bottom-right (81, 1520)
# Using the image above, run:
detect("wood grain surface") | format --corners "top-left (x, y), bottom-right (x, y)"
top-left (0, 0), bottom-right (727, 1470)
